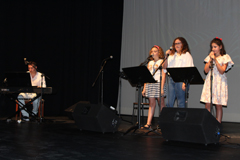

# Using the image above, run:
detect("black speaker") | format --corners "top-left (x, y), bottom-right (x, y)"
top-left (72, 103), bottom-right (120, 133)
top-left (65, 101), bottom-right (90, 119)
top-left (159, 108), bottom-right (221, 145)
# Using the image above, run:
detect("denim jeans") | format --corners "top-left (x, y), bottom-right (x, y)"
top-left (18, 93), bottom-right (41, 117)
top-left (166, 77), bottom-right (189, 108)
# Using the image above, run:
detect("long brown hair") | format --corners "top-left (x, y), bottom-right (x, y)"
top-left (170, 37), bottom-right (190, 55)
top-left (210, 37), bottom-right (226, 56)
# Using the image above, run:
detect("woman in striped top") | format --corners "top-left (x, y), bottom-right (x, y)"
top-left (142, 45), bottom-right (166, 129)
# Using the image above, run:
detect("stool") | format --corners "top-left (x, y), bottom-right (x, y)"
top-left (15, 99), bottom-right (45, 119)
top-left (132, 101), bottom-right (149, 123)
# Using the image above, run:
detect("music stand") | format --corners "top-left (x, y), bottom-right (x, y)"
top-left (122, 66), bottom-right (156, 135)
top-left (166, 67), bottom-right (204, 108)
top-left (5, 72), bottom-right (32, 87)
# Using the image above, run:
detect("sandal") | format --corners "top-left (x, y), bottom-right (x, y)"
top-left (143, 124), bottom-right (152, 129)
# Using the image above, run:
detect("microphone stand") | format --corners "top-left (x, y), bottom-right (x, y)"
top-left (39, 73), bottom-right (44, 123)
top-left (33, 66), bottom-right (50, 123)
top-left (210, 59), bottom-right (214, 114)
top-left (139, 56), bottom-right (152, 66)
top-left (92, 59), bottom-right (109, 105)
top-left (145, 55), bottom-right (168, 136)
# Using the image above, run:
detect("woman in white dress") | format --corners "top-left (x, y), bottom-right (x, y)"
top-left (200, 37), bottom-right (234, 123)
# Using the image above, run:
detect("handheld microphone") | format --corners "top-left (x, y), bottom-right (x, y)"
top-left (210, 51), bottom-right (215, 63)
top-left (210, 58), bottom-right (214, 69)
top-left (24, 58), bottom-right (29, 65)
top-left (166, 46), bottom-right (173, 58)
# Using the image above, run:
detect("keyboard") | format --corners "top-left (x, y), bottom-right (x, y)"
top-left (0, 87), bottom-right (52, 94)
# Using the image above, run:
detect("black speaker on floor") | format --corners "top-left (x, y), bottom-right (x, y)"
top-left (159, 108), bottom-right (221, 145)
top-left (72, 103), bottom-right (120, 133)
top-left (65, 101), bottom-right (90, 119)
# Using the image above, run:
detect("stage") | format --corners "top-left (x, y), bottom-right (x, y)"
top-left (0, 116), bottom-right (240, 159)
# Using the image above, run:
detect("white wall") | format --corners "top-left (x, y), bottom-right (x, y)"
top-left (118, 0), bottom-right (240, 122)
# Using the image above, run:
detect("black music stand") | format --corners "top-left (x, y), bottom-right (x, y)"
top-left (122, 66), bottom-right (156, 135)
top-left (166, 67), bottom-right (204, 108)
top-left (4, 72), bottom-right (32, 87)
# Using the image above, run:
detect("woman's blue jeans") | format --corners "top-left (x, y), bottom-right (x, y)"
top-left (166, 77), bottom-right (189, 108)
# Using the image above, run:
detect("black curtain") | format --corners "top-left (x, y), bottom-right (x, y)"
top-left (0, 0), bottom-right (123, 116)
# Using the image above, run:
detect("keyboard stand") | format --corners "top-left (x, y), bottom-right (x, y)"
top-left (6, 94), bottom-right (40, 121)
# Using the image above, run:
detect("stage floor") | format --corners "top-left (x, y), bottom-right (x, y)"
top-left (0, 116), bottom-right (240, 159)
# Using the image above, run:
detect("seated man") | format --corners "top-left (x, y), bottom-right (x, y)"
top-left (17, 61), bottom-right (46, 121)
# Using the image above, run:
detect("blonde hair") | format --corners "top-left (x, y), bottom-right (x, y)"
top-left (148, 45), bottom-right (165, 60)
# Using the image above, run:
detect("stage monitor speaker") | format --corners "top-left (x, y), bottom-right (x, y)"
top-left (65, 101), bottom-right (90, 119)
top-left (159, 108), bottom-right (221, 145)
top-left (72, 103), bottom-right (120, 133)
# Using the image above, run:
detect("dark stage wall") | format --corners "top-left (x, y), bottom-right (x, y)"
top-left (0, 0), bottom-right (123, 116)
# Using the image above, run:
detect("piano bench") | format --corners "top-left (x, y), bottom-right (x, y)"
top-left (15, 99), bottom-right (45, 119)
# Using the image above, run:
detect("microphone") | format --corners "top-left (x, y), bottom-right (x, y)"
top-left (24, 58), bottom-right (29, 65)
top-left (104, 56), bottom-right (113, 61)
top-left (147, 54), bottom-right (153, 59)
top-left (166, 46), bottom-right (173, 58)
top-left (209, 51), bottom-right (215, 68)
top-left (139, 54), bottom-right (153, 66)
top-left (210, 58), bottom-right (214, 69)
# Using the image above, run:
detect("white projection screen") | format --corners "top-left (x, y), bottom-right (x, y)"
top-left (119, 0), bottom-right (240, 122)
